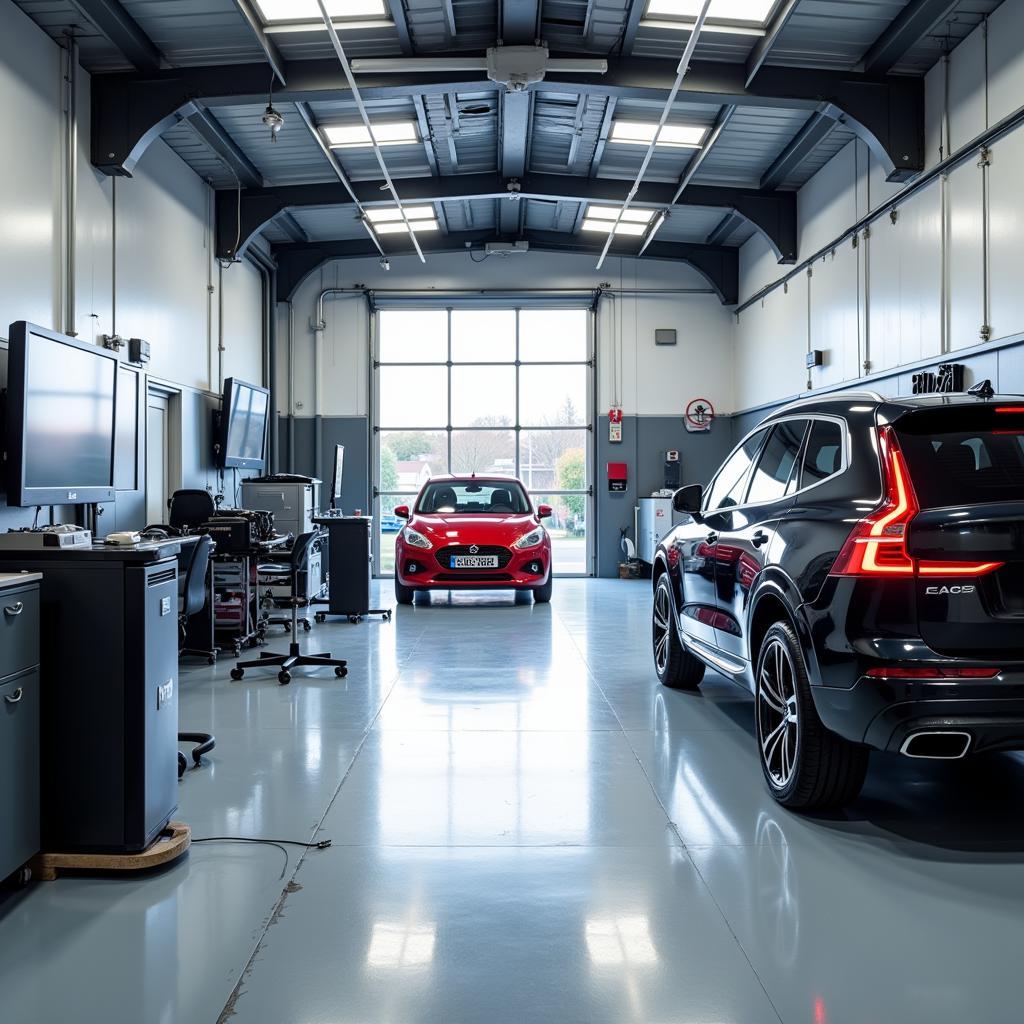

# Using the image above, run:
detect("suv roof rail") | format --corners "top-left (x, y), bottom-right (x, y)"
top-left (771, 390), bottom-right (885, 417)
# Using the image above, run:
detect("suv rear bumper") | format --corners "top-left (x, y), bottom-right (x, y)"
top-left (812, 677), bottom-right (1024, 754)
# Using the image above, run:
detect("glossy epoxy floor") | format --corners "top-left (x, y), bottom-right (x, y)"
top-left (3, 581), bottom-right (1024, 1023)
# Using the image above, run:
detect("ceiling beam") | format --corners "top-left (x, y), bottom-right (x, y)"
top-left (273, 232), bottom-right (739, 304)
top-left (90, 55), bottom-right (923, 183)
top-left (745, 0), bottom-right (800, 86)
top-left (182, 104), bottom-right (262, 188)
top-left (273, 210), bottom-right (309, 243)
top-left (215, 173), bottom-right (796, 262)
top-left (501, 0), bottom-right (540, 45)
top-left (621, 0), bottom-right (647, 56)
top-left (500, 90), bottom-right (531, 232)
top-left (229, 0), bottom-right (286, 85)
top-left (67, 0), bottom-right (162, 72)
top-left (861, 0), bottom-right (960, 75)
top-left (759, 107), bottom-right (836, 189)
top-left (384, 0), bottom-right (414, 56)
top-left (706, 210), bottom-right (744, 246)
top-left (673, 103), bottom-right (735, 199)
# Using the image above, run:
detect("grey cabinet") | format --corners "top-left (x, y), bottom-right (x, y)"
top-left (0, 578), bottom-right (41, 880)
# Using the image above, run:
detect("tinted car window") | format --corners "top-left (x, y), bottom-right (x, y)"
top-left (895, 407), bottom-right (1024, 508)
top-left (705, 429), bottom-right (768, 511)
top-left (746, 420), bottom-right (808, 504)
top-left (801, 420), bottom-right (844, 487)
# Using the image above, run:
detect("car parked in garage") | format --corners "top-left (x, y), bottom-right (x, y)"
top-left (394, 475), bottom-right (553, 604)
top-left (651, 386), bottom-right (1024, 810)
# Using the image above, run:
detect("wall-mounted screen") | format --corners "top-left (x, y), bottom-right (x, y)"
top-left (5, 321), bottom-right (118, 507)
top-left (219, 377), bottom-right (269, 471)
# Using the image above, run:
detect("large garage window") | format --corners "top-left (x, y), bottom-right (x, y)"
top-left (374, 307), bottom-right (593, 577)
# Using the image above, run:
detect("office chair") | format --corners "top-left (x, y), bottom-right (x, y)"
top-left (230, 531), bottom-right (348, 685)
top-left (179, 533), bottom-right (217, 663)
top-left (256, 546), bottom-right (313, 636)
top-left (175, 532), bottom-right (217, 776)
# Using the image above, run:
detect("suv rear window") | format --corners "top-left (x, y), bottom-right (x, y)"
top-left (895, 406), bottom-right (1024, 508)
top-left (801, 420), bottom-right (844, 487)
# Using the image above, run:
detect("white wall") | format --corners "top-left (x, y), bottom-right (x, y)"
top-left (0, 0), bottom-right (266, 524)
top-left (735, 0), bottom-right (1024, 413)
top-left (278, 250), bottom-right (735, 421)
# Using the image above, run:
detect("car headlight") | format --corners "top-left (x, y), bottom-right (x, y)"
top-left (403, 527), bottom-right (432, 549)
top-left (513, 526), bottom-right (545, 550)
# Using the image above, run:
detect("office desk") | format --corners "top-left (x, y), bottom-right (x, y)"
top-left (0, 541), bottom-right (180, 853)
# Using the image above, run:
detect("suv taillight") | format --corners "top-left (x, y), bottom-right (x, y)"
top-left (829, 425), bottom-right (1004, 579)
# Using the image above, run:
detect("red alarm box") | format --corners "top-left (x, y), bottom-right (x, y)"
top-left (607, 462), bottom-right (628, 492)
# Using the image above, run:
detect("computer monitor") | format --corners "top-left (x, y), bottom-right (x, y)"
top-left (330, 444), bottom-right (344, 510)
top-left (218, 378), bottom-right (269, 471)
top-left (4, 321), bottom-right (119, 507)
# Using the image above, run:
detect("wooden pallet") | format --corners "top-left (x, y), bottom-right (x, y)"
top-left (29, 822), bottom-right (191, 881)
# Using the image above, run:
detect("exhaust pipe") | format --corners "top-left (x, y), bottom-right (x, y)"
top-left (899, 731), bottom-right (972, 759)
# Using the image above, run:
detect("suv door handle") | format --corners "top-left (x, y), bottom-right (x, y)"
top-left (705, 531), bottom-right (719, 544)
top-left (752, 530), bottom-right (769, 548)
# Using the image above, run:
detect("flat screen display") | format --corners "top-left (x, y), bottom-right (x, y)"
top-left (331, 444), bottom-right (344, 501)
top-left (5, 323), bottom-right (119, 506)
top-left (222, 378), bottom-right (269, 469)
top-left (22, 332), bottom-right (117, 490)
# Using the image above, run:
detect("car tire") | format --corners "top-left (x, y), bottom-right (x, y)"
top-left (533, 577), bottom-right (553, 603)
top-left (755, 620), bottom-right (868, 811)
top-left (394, 578), bottom-right (415, 605)
top-left (652, 575), bottom-right (704, 690)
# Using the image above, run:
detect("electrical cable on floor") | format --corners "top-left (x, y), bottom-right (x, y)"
top-left (191, 837), bottom-right (333, 880)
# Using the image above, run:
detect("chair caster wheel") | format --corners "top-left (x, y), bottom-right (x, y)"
top-left (335, 666), bottom-right (348, 678)
top-left (178, 751), bottom-right (187, 778)
top-left (303, 620), bottom-right (312, 632)
top-left (278, 670), bottom-right (291, 685)
top-left (208, 654), bottom-right (217, 665)
top-left (315, 613), bottom-right (326, 624)
top-left (230, 667), bottom-right (244, 681)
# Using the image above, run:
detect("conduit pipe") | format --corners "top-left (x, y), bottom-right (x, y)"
top-left (63, 34), bottom-right (79, 336)
top-left (595, 0), bottom-right (712, 270)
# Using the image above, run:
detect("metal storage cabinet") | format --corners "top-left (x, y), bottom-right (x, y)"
top-left (637, 498), bottom-right (677, 564)
top-left (313, 516), bottom-right (373, 617)
top-left (0, 575), bottom-right (42, 880)
top-left (0, 544), bottom-right (180, 853)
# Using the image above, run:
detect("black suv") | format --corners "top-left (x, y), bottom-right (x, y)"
top-left (652, 387), bottom-right (1024, 810)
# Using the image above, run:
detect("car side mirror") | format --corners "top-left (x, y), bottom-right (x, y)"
top-left (394, 505), bottom-right (410, 520)
top-left (673, 484), bottom-right (704, 519)
top-left (537, 504), bottom-right (553, 519)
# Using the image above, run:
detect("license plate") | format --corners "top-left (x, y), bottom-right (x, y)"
top-left (451, 555), bottom-right (498, 569)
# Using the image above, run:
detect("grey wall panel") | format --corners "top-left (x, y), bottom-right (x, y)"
top-left (280, 416), bottom-right (370, 517)
top-left (597, 415), bottom-right (733, 579)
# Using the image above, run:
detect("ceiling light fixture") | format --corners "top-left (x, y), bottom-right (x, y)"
top-left (587, 205), bottom-right (656, 224)
top-left (374, 219), bottom-right (440, 234)
top-left (582, 220), bottom-right (648, 236)
top-left (264, 18), bottom-right (393, 34)
top-left (644, 0), bottom-right (775, 25)
top-left (610, 120), bottom-right (707, 148)
top-left (365, 205), bottom-right (436, 224)
top-left (322, 122), bottom-right (419, 148)
top-left (254, 0), bottom-right (384, 22)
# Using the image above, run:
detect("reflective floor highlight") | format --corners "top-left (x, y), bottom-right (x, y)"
top-left (3, 579), bottom-right (1024, 1023)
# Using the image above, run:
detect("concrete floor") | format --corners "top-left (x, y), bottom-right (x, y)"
top-left (3, 579), bottom-right (1024, 1022)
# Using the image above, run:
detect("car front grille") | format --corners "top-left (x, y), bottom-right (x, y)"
top-left (435, 545), bottom-right (513, 570)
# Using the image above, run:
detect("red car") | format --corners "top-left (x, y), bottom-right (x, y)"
top-left (393, 475), bottom-right (553, 604)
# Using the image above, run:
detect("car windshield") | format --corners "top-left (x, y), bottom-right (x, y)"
top-left (417, 480), bottom-right (531, 514)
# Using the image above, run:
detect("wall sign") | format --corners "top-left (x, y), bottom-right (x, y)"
top-left (911, 363), bottom-right (965, 395)
top-left (684, 398), bottom-right (715, 433)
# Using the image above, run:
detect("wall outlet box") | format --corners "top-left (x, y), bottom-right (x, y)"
top-left (128, 337), bottom-right (151, 364)
top-left (655, 329), bottom-right (677, 346)
top-left (806, 349), bottom-right (824, 369)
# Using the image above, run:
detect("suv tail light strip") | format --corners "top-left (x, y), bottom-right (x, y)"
top-left (830, 425), bottom-right (1004, 579)
top-left (865, 666), bottom-right (1001, 679)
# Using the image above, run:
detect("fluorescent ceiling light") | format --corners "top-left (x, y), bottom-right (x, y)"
top-left (323, 122), bottom-right (419, 148)
top-left (645, 0), bottom-right (775, 25)
top-left (610, 120), bottom-right (706, 148)
top-left (582, 219), bottom-right (648, 236)
top-left (264, 18), bottom-right (392, 33)
top-left (375, 219), bottom-right (440, 234)
top-left (639, 18), bottom-right (765, 35)
top-left (254, 0), bottom-right (385, 22)
top-left (587, 205), bottom-right (655, 224)
top-left (366, 205), bottom-right (436, 224)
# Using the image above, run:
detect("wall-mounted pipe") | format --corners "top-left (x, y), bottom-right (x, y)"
top-left (63, 34), bottom-right (79, 336)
